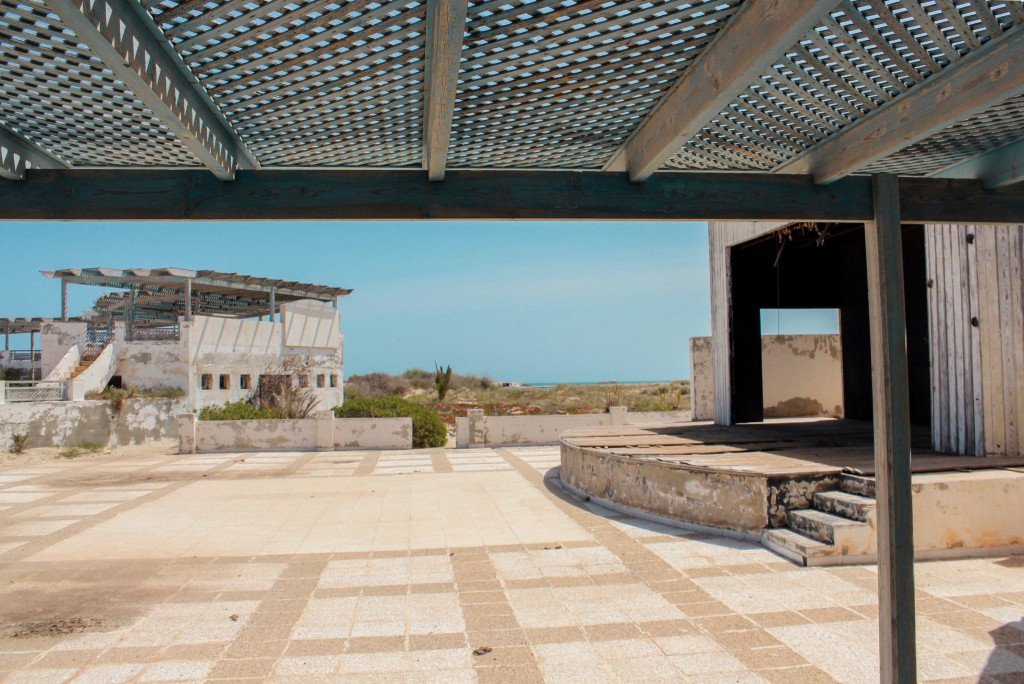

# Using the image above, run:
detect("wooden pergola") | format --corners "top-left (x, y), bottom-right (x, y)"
top-left (2, 0), bottom-right (1024, 680)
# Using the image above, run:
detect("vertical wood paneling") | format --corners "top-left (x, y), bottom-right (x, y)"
top-left (926, 223), bottom-right (1024, 457)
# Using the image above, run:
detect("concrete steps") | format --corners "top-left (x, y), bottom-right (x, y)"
top-left (764, 474), bottom-right (877, 564)
top-left (69, 351), bottom-right (101, 380)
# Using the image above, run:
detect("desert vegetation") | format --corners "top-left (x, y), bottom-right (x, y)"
top-left (333, 396), bottom-right (447, 449)
top-left (345, 369), bottom-right (690, 429)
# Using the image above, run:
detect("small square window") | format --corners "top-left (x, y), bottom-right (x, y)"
top-left (200, 374), bottom-right (212, 390)
top-left (240, 374), bottom-right (251, 390)
top-left (330, 374), bottom-right (338, 388)
top-left (219, 374), bottom-right (230, 390)
top-left (298, 374), bottom-right (310, 388)
top-left (316, 374), bottom-right (326, 388)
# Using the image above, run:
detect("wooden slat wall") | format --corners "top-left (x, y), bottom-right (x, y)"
top-left (926, 224), bottom-right (1024, 456)
top-left (708, 221), bottom-right (788, 425)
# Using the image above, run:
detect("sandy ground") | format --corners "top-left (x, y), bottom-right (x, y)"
top-left (0, 444), bottom-right (1021, 683)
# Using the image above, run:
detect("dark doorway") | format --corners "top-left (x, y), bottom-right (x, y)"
top-left (728, 223), bottom-right (930, 426)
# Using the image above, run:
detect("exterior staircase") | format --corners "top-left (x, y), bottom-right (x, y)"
top-left (762, 474), bottom-right (878, 566)
top-left (69, 348), bottom-right (103, 380)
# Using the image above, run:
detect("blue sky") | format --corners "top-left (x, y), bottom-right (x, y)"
top-left (0, 222), bottom-right (836, 382)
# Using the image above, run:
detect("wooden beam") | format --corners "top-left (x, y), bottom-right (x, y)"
top-left (865, 173), bottom-right (916, 684)
top-left (43, 0), bottom-right (256, 180)
top-left (422, 0), bottom-right (469, 181)
top-left (0, 125), bottom-right (65, 181)
top-left (778, 25), bottom-right (1024, 184)
top-left (2, 170), bottom-right (1024, 223)
top-left (607, 0), bottom-right (841, 181)
top-left (932, 136), bottom-right (1024, 189)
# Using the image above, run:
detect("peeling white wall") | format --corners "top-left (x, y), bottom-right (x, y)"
top-left (39, 321), bottom-right (88, 378)
top-left (190, 417), bottom-right (411, 451)
top-left (691, 334), bottom-right (843, 420)
top-left (0, 398), bottom-right (187, 449)
top-left (455, 408), bottom-right (691, 447)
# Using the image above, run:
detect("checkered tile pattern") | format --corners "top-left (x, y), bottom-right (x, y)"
top-left (0, 446), bottom-right (1021, 683)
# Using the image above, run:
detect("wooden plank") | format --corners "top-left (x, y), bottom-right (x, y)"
top-left (976, 228), bottom-right (1005, 455)
top-left (933, 137), bottom-right (1024, 190)
top-left (966, 226), bottom-right (985, 456)
top-left (865, 174), bottom-right (916, 684)
top-left (996, 227), bottom-right (1018, 456)
top-left (925, 226), bottom-right (946, 452)
top-left (949, 225), bottom-right (966, 454)
top-left (778, 25), bottom-right (1024, 183)
top-left (2, 170), bottom-right (1024, 222)
top-left (42, 0), bottom-right (255, 179)
top-left (1009, 228), bottom-right (1024, 457)
top-left (608, 0), bottom-right (842, 181)
top-left (422, 0), bottom-right (469, 181)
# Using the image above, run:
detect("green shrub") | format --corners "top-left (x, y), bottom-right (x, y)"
top-left (198, 401), bottom-right (282, 421)
top-left (333, 396), bottom-right (447, 449)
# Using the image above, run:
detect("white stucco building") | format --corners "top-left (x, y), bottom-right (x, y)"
top-left (1, 268), bottom-right (351, 411)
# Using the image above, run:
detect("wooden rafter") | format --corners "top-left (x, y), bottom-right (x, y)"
top-left (605, 0), bottom-right (843, 182)
top-left (423, 0), bottom-right (469, 181)
top-left (777, 25), bottom-right (1024, 184)
top-left (43, 0), bottom-right (256, 180)
top-left (933, 137), bottom-right (1024, 189)
top-left (0, 125), bottom-right (64, 181)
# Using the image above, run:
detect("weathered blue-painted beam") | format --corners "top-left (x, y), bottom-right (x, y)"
top-left (0, 170), bottom-right (1022, 223)
top-left (43, 0), bottom-right (257, 179)
top-left (778, 25), bottom-right (1024, 184)
top-left (933, 137), bottom-right (1024, 190)
top-left (606, 0), bottom-right (843, 181)
top-left (0, 125), bottom-right (65, 181)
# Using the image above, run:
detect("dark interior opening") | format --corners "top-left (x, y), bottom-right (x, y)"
top-left (729, 223), bottom-right (930, 427)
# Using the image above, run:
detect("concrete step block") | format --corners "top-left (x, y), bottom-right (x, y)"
top-left (839, 474), bottom-right (876, 498)
top-left (762, 527), bottom-right (836, 561)
top-left (814, 490), bottom-right (876, 523)
top-left (788, 509), bottom-right (875, 555)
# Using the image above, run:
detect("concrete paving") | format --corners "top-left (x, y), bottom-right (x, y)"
top-left (0, 445), bottom-right (1022, 683)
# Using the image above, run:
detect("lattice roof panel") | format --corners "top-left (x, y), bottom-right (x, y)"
top-left (1, 0), bottom-right (1023, 185)
top-left (665, 0), bottom-right (1024, 172)
top-left (448, 0), bottom-right (744, 169)
top-left (143, 0), bottom-right (427, 166)
top-left (0, 0), bottom-right (202, 166)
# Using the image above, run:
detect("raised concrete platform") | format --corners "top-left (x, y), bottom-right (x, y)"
top-left (560, 419), bottom-right (1024, 565)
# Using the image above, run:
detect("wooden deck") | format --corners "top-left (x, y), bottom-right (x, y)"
top-left (561, 419), bottom-right (1024, 477)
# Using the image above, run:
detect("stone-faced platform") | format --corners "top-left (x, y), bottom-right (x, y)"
top-left (559, 420), bottom-right (1024, 564)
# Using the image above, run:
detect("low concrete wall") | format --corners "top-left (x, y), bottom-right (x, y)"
top-left (690, 334), bottom-right (844, 421)
top-left (912, 470), bottom-right (1024, 552)
top-left (185, 414), bottom-right (412, 452)
top-left (334, 418), bottom-right (411, 450)
top-left (196, 418), bottom-right (318, 452)
top-left (0, 398), bottom-right (188, 450)
top-left (455, 407), bottom-right (691, 447)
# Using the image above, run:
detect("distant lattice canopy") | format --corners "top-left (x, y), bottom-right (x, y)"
top-left (0, 0), bottom-right (1022, 187)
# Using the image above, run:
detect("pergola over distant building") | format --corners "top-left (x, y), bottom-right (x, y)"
top-left (2, 0), bottom-right (1024, 680)
top-left (42, 267), bottom-right (353, 334)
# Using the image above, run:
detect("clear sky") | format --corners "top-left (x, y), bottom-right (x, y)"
top-left (0, 221), bottom-right (837, 383)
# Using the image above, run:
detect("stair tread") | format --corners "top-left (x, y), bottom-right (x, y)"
top-left (763, 528), bottom-right (834, 555)
top-left (790, 508), bottom-right (867, 528)
top-left (815, 490), bottom-right (876, 506)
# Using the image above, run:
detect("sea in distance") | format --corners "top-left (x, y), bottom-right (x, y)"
top-left (522, 380), bottom-right (669, 389)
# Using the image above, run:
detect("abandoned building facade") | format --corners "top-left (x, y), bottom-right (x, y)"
top-left (0, 268), bottom-right (350, 410)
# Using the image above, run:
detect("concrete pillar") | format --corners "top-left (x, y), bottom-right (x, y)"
top-left (184, 278), bottom-right (193, 320)
top-left (0, 381), bottom-right (7, 404)
top-left (316, 411), bottom-right (334, 451)
top-left (608, 405), bottom-right (627, 425)
top-left (29, 331), bottom-right (35, 381)
top-left (177, 413), bottom-right (197, 454)
top-left (269, 288), bottom-right (276, 322)
top-left (61, 278), bottom-right (68, 321)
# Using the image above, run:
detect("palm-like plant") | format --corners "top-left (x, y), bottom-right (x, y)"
top-left (435, 363), bottom-right (453, 401)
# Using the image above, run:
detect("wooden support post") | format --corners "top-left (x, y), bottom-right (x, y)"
top-left (61, 278), bottom-right (68, 321)
top-left (29, 331), bottom-right (35, 381)
top-left (185, 278), bottom-right (193, 321)
top-left (865, 173), bottom-right (916, 684)
top-left (269, 288), bottom-right (276, 322)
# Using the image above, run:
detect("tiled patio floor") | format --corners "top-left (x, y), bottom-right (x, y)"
top-left (0, 445), bottom-right (1021, 683)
